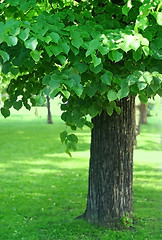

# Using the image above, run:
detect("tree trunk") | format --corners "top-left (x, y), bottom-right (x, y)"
top-left (47, 96), bottom-right (53, 124)
top-left (81, 96), bottom-right (135, 225)
top-left (140, 103), bottom-right (147, 124)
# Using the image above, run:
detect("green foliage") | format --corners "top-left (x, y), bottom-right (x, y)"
top-left (0, 0), bottom-right (162, 152)
top-left (121, 214), bottom-right (133, 228)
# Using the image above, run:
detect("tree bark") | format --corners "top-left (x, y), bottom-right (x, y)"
top-left (81, 96), bottom-right (135, 225)
top-left (140, 103), bottom-right (147, 124)
top-left (47, 96), bottom-right (53, 124)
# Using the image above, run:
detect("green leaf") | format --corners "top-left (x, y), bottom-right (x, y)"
top-left (112, 51), bottom-right (123, 62)
top-left (35, 95), bottom-right (46, 106)
top-left (136, 17), bottom-right (149, 30)
top-left (50, 45), bottom-right (62, 56)
top-left (88, 39), bottom-right (100, 50)
top-left (49, 76), bottom-right (60, 89)
top-left (5, 36), bottom-right (18, 46)
top-left (2, 62), bottom-right (12, 74)
top-left (117, 87), bottom-right (129, 99)
top-left (71, 37), bottom-right (83, 49)
top-left (42, 75), bottom-right (51, 85)
top-left (89, 63), bottom-right (103, 74)
top-left (57, 55), bottom-right (66, 65)
top-left (49, 32), bottom-right (60, 43)
top-left (85, 121), bottom-right (93, 129)
top-left (86, 49), bottom-right (95, 57)
top-left (107, 90), bottom-right (118, 102)
top-left (138, 82), bottom-right (147, 91)
top-left (24, 103), bottom-right (31, 111)
top-left (70, 73), bottom-right (81, 83)
top-left (10, 67), bottom-right (19, 76)
top-left (156, 12), bottom-right (162, 26)
top-left (98, 46), bottom-right (109, 55)
top-left (0, 50), bottom-right (9, 62)
top-left (73, 84), bottom-right (83, 97)
top-left (45, 46), bottom-right (53, 57)
top-left (9, 27), bottom-right (20, 36)
top-left (106, 104), bottom-right (114, 116)
top-left (139, 94), bottom-right (148, 104)
top-left (86, 85), bottom-right (96, 98)
top-left (30, 50), bottom-right (42, 62)
top-left (13, 100), bottom-right (22, 110)
top-left (8, 0), bottom-right (19, 7)
top-left (141, 37), bottom-right (149, 46)
top-left (1, 107), bottom-right (10, 118)
top-left (91, 54), bottom-right (101, 67)
top-left (67, 134), bottom-right (78, 143)
top-left (113, 77), bottom-right (121, 86)
top-left (100, 71), bottom-right (113, 85)
top-left (60, 131), bottom-right (67, 143)
top-left (64, 79), bottom-right (74, 89)
top-left (43, 86), bottom-right (51, 96)
top-left (142, 46), bottom-right (149, 56)
top-left (133, 48), bottom-right (142, 61)
top-left (25, 37), bottom-right (38, 51)
top-left (71, 46), bottom-right (79, 56)
top-left (74, 62), bottom-right (88, 73)
top-left (66, 148), bottom-right (72, 157)
top-left (157, 88), bottom-right (162, 97)
top-left (143, 72), bottom-right (153, 84)
top-left (50, 88), bottom-right (60, 98)
top-left (115, 105), bottom-right (121, 114)
top-left (61, 90), bottom-right (70, 99)
top-left (19, 28), bottom-right (30, 41)
top-left (44, 35), bottom-right (52, 44)
top-left (88, 105), bottom-right (98, 117)
top-left (76, 118), bottom-right (86, 128)
top-left (150, 77), bottom-right (161, 92)
top-left (61, 43), bottom-right (70, 54)
top-left (127, 74), bottom-right (139, 86)
top-left (130, 40), bottom-right (140, 51)
top-left (122, 0), bottom-right (132, 16)
top-left (30, 98), bottom-right (36, 106)
top-left (67, 140), bottom-right (77, 151)
top-left (4, 100), bottom-right (12, 109)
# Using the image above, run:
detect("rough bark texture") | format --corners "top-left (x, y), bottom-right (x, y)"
top-left (82, 96), bottom-right (135, 225)
top-left (47, 96), bottom-right (53, 124)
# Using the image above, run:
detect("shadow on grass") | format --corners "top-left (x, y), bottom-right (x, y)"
top-left (1, 160), bottom-right (161, 240)
top-left (134, 164), bottom-right (162, 181)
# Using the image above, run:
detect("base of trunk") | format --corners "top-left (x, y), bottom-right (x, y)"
top-left (77, 97), bottom-right (135, 226)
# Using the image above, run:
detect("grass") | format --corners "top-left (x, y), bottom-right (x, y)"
top-left (0, 106), bottom-right (162, 240)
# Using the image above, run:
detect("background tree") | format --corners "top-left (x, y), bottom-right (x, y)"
top-left (0, 0), bottom-right (162, 226)
top-left (140, 103), bottom-right (148, 124)
top-left (46, 96), bottom-right (53, 124)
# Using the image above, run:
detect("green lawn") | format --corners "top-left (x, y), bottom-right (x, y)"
top-left (0, 107), bottom-right (162, 240)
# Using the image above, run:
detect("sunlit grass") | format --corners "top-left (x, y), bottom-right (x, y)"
top-left (0, 107), bottom-right (162, 240)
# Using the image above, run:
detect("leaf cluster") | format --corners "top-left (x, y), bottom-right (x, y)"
top-left (0, 0), bottom-right (162, 152)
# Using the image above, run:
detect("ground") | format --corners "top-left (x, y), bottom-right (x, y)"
top-left (0, 99), bottom-right (161, 240)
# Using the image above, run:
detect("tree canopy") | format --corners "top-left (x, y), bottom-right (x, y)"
top-left (0, 0), bottom-right (162, 153)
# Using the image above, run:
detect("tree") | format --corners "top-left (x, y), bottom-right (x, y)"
top-left (0, 0), bottom-right (162, 226)
top-left (140, 102), bottom-right (148, 124)
top-left (46, 96), bottom-right (53, 124)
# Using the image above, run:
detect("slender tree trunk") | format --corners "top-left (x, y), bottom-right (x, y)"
top-left (46, 96), bottom-right (53, 124)
top-left (80, 96), bottom-right (135, 225)
top-left (140, 103), bottom-right (147, 124)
